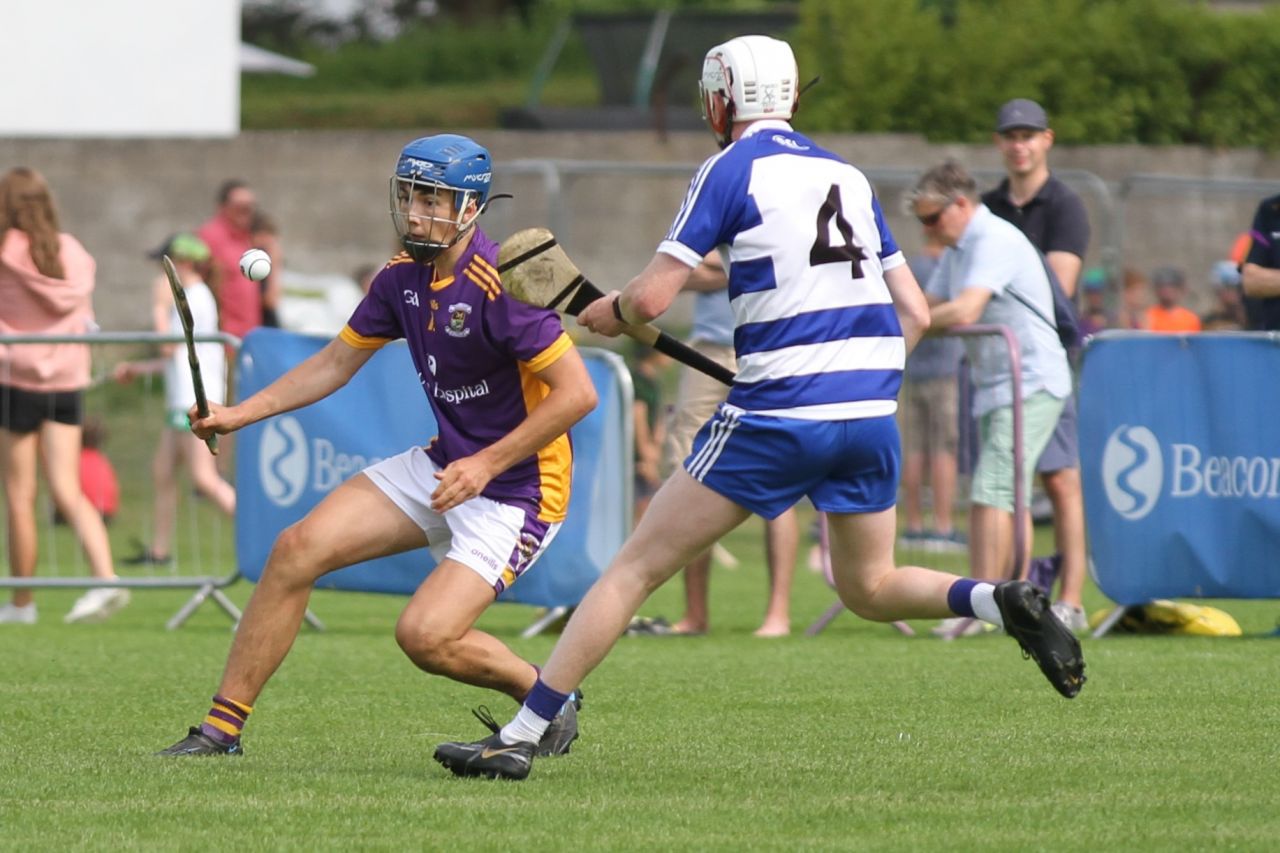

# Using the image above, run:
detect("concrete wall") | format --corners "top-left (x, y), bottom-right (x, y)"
top-left (2, 129), bottom-right (1278, 330)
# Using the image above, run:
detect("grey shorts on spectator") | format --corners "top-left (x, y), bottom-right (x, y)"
top-left (1035, 393), bottom-right (1079, 473)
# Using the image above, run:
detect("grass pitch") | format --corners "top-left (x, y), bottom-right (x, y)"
top-left (2, 377), bottom-right (1278, 849)
top-left (3, 513), bottom-right (1279, 851)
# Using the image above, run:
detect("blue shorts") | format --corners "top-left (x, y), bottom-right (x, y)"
top-left (685, 406), bottom-right (899, 519)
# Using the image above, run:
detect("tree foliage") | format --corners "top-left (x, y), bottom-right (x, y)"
top-left (795, 0), bottom-right (1280, 147)
top-left (243, 0), bottom-right (1280, 146)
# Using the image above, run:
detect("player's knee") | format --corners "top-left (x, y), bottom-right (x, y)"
top-left (834, 574), bottom-right (892, 622)
top-left (837, 588), bottom-right (884, 621)
top-left (262, 523), bottom-right (326, 588)
top-left (394, 618), bottom-right (458, 674)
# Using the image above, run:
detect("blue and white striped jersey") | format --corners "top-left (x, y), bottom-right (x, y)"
top-left (659, 120), bottom-right (906, 421)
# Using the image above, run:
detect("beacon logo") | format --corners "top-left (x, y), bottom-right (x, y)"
top-left (259, 416), bottom-right (309, 507)
top-left (1101, 425), bottom-right (1162, 520)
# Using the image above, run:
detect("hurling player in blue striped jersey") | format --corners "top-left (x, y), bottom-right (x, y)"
top-left (435, 36), bottom-right (1085, 781)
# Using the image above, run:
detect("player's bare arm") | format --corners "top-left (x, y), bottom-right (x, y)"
top-left (430, 345), bottom-right (597, 512)
top-left (1045, 250), bottom-right (1082, 298)
top-left (578, 253), bottom-right (693, 336)
top-left (189, 337), bottom-right (375, 441)
top-left (682, 253), bottom-right (728, 293)
top-left (929, 286), bottom-right (994, 330)
top-left (883, 264), bottom-right (931, 353)
top-left (1241, 262), bottom-right (1280, 298)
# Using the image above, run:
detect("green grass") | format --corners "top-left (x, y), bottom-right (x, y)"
top-left (3, 510), bottom-right (1280, 849)
top-left (4, 367), bottom-right (1280, 848)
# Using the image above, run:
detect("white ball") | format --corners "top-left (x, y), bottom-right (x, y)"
top-left (240, 248), bottom-right (272, 282)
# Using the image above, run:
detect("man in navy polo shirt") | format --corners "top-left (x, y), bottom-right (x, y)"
top-left (1241, 194), bottom-right (1280, 331)
top-left (981, 98), bottom-right (1090, 632)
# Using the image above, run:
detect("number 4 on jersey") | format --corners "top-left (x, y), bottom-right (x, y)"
top-left (809, 184), bottom-right (867, 279)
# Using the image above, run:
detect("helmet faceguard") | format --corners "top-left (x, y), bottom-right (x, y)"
top-left (390, 134), bottom-right (492, 263)
top-left (699, 36), bottom-right (799, 149)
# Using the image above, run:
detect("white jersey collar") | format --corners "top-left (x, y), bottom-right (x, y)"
top-left (739, 119), bottom-right (794, 139)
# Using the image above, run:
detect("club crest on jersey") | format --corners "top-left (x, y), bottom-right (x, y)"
top-left (446, 302), bottom-right (472, 337)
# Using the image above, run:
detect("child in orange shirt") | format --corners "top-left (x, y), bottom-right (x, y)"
top-left (1143, 267), bottom-right (1202, 333)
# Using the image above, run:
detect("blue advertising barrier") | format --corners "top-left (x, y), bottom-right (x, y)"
top-left (234, 328), bottom-right (631, 608)
top-left (1079, 332), bottom-right (1280, 605)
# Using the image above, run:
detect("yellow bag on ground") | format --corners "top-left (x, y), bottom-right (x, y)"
top-left (1090, 600), bottom-right (1242, 636)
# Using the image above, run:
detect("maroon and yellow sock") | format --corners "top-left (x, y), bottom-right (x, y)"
top-left (199, 694), bottom-right (253, 746)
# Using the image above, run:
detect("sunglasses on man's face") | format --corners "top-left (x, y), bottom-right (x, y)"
top-left (916, 198), bottom-right (954, 227)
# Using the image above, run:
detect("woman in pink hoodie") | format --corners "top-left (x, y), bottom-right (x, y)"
top-left (0, 167), bottom-right (129, 625)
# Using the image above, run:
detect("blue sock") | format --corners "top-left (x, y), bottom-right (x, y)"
top-left (524, 678), bottom-right (571, 723)
top-left (947, 579), bottom-right (979, 617)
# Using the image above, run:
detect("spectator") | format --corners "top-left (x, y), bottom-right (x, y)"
top-left (1144, 267), bottom-right (1202, 333)
top-left (1078, 267), bottom-right (1111, 337)
top-left (78, 417), bottom-right (119, 522)
top-left (249, 210), bottom-right (283, 328)
top-left (918, 160), bottom-right (1074, 637)
top-left (653, 255), bottom-right (799, 638)
top-left (1200, 261), bottom-right (1245, 330)
top-left (0, 166), bottom-right (130, 625)
top-left (353, 263), bottom-right (379, 295)
top-left (1240, 194), bottom-right (1280, 331)
top-left (113, 233), bottom-right (236, 565)
top-left (626, 342), bottom-right (670, 522)
top-left (197, 179), bottom-right (261, 340)
top-left (897, 232), bottom-right (965, 552)
top-left (1229, 230), bottom-right (1252, 267)
top-left (982, 99), bottom-right (1090, 631)
top-left (1118, 267), bottom-right (1150, 330)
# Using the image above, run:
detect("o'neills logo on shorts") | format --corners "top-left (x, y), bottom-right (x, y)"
top-left (433, 379), bottom-right (490, 404)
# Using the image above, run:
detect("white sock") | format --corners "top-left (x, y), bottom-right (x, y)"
top-left (971, 583), bottom-right (1004, 629)
top-left (500, 705), bottom-right (551, 746)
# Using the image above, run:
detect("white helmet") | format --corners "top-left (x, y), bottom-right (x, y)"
top-left (700, 35), bottom-right (799, 148)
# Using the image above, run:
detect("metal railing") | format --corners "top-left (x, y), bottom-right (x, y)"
top-left (0, 330), bottom-right (246, 629)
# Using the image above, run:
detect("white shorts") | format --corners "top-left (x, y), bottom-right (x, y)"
top-left (363, 447), bottom-right (562, 595)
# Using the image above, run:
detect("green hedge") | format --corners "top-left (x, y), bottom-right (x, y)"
top-left (243, 5), bottom-right (597, 96)
top-left (795, 0), bottom-right (1280, 147)
top-left (243, 0), bottom-right (1280, 146)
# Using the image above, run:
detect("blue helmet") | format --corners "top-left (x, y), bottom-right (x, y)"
top-left (390, 134), bottom-right (493, 262)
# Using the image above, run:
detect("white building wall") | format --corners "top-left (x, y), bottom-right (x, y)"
top-left (0, 0), bottom-right (239, 137)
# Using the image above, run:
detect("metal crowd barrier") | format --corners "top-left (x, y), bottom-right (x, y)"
top-left (805, 324), bottom-right (1029, 637)
top-left (0, 330), bottom-right (247, 629)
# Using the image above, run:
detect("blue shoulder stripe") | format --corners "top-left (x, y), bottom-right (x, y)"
top-left (734, 304), bottom-right (902, 357)
top-left (872, 195), bottom-right (900, 259)
top-left (727, 369), bottom-right (901, 411)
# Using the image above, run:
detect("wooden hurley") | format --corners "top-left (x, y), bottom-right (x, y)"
top-left (162, 255), bottom-right (218, 455)
top-left (497, 228), bottom-right (736, 387)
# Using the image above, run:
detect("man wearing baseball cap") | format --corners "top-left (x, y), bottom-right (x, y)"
top-left (981, 99), bottom-right (1091, 632)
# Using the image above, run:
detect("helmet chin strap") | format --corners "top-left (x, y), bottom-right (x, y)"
top-left (401, 237), bottom-right (446, 264)
top-left (401, 190), bottom-right (489, 264)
